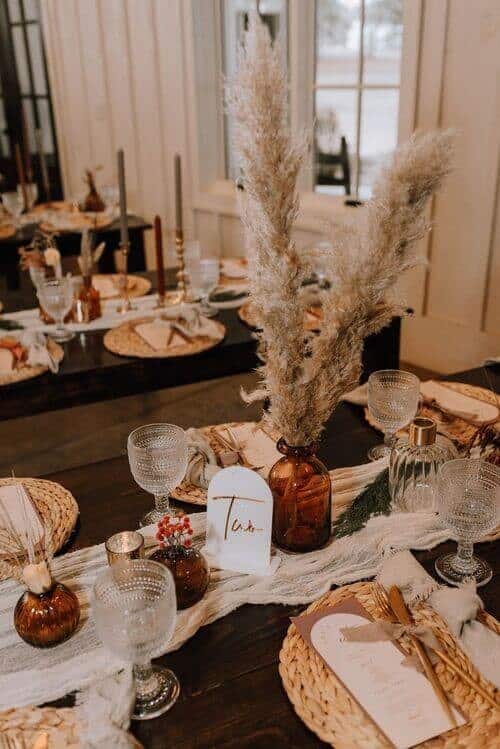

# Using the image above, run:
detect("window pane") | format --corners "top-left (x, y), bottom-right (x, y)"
top-left (12, 26), bottom-right (31, 94)
top-left (364, 0), bottom-right (403, 85)
top-left (358, 88), bottom-right (398, 197)
top-left (316, 0), bottom-right (360, 86)
top-left (27, 23), bottom-right (47, 95)
top-left (0, 98), bottom-right (10, 158)
top-left (23, 0), bottom-right (39, 20)
top-left (314, 88), bottom-right (357, 195)
top-left (7, 0), bottom-right (21, 23)
top-left (222, 0), bottom-right (288, 180)
top-left (38, 98), bottom-right (54, 154)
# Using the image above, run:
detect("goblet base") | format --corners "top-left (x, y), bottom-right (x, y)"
top-left (133, 665), bottom-right (180, 721)
top-left (435, 552), bottom-right (492, 587)
top-left (140, 505), bottom-right (181, 527)
top-left (51, 329), bottom-right (75, 343)
top-left (368, 443), bottom-right (391, 461)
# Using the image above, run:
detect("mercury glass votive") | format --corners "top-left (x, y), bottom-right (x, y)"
top-left (105, 531), bottom-right (145, 566)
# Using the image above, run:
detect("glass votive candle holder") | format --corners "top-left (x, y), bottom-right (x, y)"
top-left (105, 531), bottom-right (145, 566)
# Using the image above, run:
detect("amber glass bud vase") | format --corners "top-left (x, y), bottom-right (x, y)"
top-left (150, 546), bottom-right (210, 610)
top-left (14, 580), bottom-right (80, 648)
top-left (269, 439), bottom-right (331, 553)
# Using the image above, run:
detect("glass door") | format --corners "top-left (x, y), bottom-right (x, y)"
top-left (0, 0), bottom-right (62, 199)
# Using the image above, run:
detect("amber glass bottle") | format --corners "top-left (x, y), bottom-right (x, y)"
top-left (269, 439), bottom-right (331, 553)
top-left (76, 275), bottom-right (101, 323)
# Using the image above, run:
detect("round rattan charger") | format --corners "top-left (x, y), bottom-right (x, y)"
top-left (0, 477), bottom-right (79, 582)
top-left (238, 301), bottom-right (322, 332)
top-left (280, 581), bottom-right (500, 749)
top-left (0, 223), bottom-right (15, 240)
top-left (103, 316), bottom-right (226, 359)
top-left (0, 339), bottom-right (63, 387)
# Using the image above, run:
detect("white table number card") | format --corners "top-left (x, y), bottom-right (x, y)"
top-left (203, 466), bottom-right (279, 576)
top-left (293, 598), bottom-right (465, 749)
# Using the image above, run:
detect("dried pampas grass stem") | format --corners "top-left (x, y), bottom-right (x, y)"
top-left (228, 11), bottom-right (453, 446)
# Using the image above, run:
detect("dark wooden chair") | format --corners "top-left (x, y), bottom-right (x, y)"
top-left (316, 136), bottom-right (351, 195)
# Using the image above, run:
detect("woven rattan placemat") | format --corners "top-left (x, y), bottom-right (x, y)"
top-left (0, 478), bottom-right (79, 582)
top-left (0, 705), bottom-right (79, 748)
top-left (364, 381), bottom-right (499, 447)
top-left (103, 316), bottom-right (226, 359)
top-left (0, 340), bottom-right (63, 387)
top-left (280, 581), bottom-right (500, 749)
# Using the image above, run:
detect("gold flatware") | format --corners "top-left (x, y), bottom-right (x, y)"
top-left (386, 585), bottom-right (456, 725)
top-left (372, 583), bottom-right (499, 711)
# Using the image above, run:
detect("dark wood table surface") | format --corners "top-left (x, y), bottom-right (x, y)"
top-left (0, 270), bottom-right (400, 421)
top-left (43, 364), bottom-right (499, 748)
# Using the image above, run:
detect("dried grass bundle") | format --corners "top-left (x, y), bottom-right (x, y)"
top-left (228, 12), bottom-right (453, 446)
top-left (0, 484), bottom-right (54, 592)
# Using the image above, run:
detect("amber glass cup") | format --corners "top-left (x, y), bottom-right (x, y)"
top-left (269, 439), bottom-right (331, 553)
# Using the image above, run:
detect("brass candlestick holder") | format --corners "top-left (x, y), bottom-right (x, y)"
top-left (175, 229), bottom-right (187, 302)
top-left (164, 229), bottom-right (187, 306)
top-left (117, 241), bottom-right (136, 314)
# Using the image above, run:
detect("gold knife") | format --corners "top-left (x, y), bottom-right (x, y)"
top-left (388, 586), bottom-right (457, 728)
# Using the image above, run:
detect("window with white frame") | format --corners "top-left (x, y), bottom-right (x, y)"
top-left (220, 0), bottom-right (403, 199)
top-left (315, 0), bottom-right (403, 199)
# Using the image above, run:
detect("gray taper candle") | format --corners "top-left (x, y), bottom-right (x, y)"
top-left (174, 153), bottom-right (183, 232)
top-left (117, 149), bottom-right (128, 247)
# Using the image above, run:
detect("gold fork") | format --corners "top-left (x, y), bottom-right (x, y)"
top-left (372, 582), bottom-right (499, 711)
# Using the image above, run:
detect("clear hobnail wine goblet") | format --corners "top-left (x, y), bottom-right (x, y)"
top-left (435, 458), bottom-right (499, 587)
top-left (367, 369), bottom-right (420, 461)
top-left (127, 423), bottom-right (188, 527)
top-left (93, 559), bottom-right (179, 720)
top-left (2, 190), bottom-right (24, 227)
top-left (37, 276), bottom-right (75, 342)
top-left (188, 258), bottom-right (220, 317)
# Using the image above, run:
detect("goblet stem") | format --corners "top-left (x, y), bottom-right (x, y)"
top-left (453, 541), bottom-right (475, 572)
top-left (154, 494), bottom-right (171, 515)
top-left (133, 661), bottom-right (160, 700)
top-left (383, 431), bottom-right (396, 449)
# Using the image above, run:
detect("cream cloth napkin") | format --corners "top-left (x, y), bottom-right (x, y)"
top-left (377, 550), bottom-right (500, 688)
top-left (184, 428), bottom-right (222, 488)
top-left (135, 310), bottom-right (216, 351)
top-left (77, 668), bottom-right (141, 748)
top-left (0, 331), bottom-right (60, 374)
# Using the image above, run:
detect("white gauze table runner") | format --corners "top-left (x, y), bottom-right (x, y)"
top-left (2, 295), bottom-right (162, 334)
top-left (0, 460), bottom-right (453, 710)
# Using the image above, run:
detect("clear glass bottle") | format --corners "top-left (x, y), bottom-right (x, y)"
top-left (389, 417), bottom-right (457, 512)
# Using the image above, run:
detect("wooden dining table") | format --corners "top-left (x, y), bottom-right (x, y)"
top-left (0, 270), bottom-right (401, 421)
top-left (42, 364), bottom-right (499, 748)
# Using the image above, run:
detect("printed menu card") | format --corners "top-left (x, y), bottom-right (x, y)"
top-left (293, 597), bottom-right (465, 749)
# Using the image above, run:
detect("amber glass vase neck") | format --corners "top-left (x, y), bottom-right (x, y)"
top-left (277, 438), bottom-right (318, 458)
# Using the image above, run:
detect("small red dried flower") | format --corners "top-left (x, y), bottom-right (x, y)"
top-left (156, 514), bottom-right (194, 549)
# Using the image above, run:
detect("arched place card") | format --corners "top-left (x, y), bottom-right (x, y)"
top-left (202, 466), bottom-right (279, 576)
